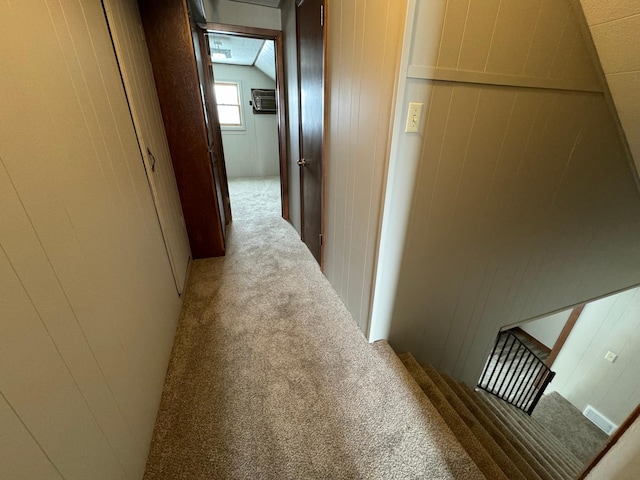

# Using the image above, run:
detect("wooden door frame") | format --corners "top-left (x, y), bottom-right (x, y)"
top-left (199, 22), bottom-right (290, 221)
top-left (545, 304), bottom-right (584, 368)
top-left (193, 25), bottom-right (232, 227)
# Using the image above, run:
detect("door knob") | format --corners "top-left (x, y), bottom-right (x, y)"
top-left (297, 159), bottom-right (306, 166)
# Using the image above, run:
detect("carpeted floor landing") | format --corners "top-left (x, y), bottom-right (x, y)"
top-left (142, 177), bottom-right (484, 479)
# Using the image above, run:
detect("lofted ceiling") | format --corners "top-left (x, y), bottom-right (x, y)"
top-left (224, 0), bottom-right (281, 8)
top-left (578, 0), bottom-right (640, 175)
top-left (208, 33), bottom-right (276, 81)
top-left (208, 34), bottom-right (265, 66)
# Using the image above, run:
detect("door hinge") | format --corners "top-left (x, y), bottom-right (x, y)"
top-left (319, 233), bottom-right (323, 246)
top-left (320, 4), bottom-right (324, 27)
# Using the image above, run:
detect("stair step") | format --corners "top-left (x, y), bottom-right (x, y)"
top-left (398, 354), bottom-right (509, 480)
top-left (479, 392), bottom-right (584, 474)
top-left (472, 390), bottom-right (579, 480)
top-left (462, 386), bottom-right (569, 480)
top-left (481, 392), bottom-right (584, 470)
top-left (370, 342), bottom-right (489, 479)
top-left (441, 374), bottom-right (549, 480)
top-left (418, 362), bottom-right (534, 480)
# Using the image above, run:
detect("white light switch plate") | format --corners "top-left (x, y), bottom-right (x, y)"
top-left (405, 102), bottom-right (423, 133)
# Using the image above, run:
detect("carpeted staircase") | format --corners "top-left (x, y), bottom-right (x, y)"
top-left (393, 346), bottom-right (587, 480)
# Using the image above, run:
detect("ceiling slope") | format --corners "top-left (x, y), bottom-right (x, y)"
top-left (578, 0), bottom-right (640, 175)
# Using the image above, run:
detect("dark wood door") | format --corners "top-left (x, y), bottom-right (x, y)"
top-left (138, 0), bottom-right (225, 258)
top-left (192, 24), bottom-right (232, 227)
top-left (297, 0), bottom-right (325, 265)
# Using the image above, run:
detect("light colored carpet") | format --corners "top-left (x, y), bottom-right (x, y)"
top-left (532, 392), bottom-right (609, 464)
top-left (143, 177), bottom-right (485, 479)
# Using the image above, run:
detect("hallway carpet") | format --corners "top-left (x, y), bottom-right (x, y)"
top-left (532, 392), bottom-right (609, 464)
top-left (143, 177), bottom-right (484, 479)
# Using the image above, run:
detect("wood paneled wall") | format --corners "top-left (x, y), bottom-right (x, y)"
top-left (324, 0), bottom-right (408, 333)
top-left (372, 0), bottom-right (640, 386)
top-left (549, 287), bottom-right (640, 426)
top-left (578, 0), bottom-right (640, 175)
top-left (0, 0), bottom-right (182, 477)
top-left (103, 0), bottom-right (191, 293)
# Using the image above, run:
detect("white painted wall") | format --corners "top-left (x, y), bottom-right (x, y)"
top-left (578, 0), bottom-right (640, 174)
top-left (520, 310), bottom-right (572, 349)
top-left (280, 0), bottom-right (301, 236)
top-left (324, 0), bottom-right (408, 333)
top-left (586, 415), bottom-right (640, 480)
top-left (0, 0), bottom-right (183, 477)
top-left (548, 288), bottom-right (640, 426)
top-left (371, 0), bottom-right (640, 388)
top-left (213, 64), bottom-right (280, 178)
top-left (104, 0), bottom-right (191, 293)
top-left (203, 0), bottom-right (281, 30)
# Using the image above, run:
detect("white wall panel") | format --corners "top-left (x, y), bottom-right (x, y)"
top-left (520, 310), bottom-right (571, 349)
top-left (372, 0), bottom-right (640, 388)
top-left (0, 395), bottom-right (63, 480)
top-left (549, 288), bottom-right (640, 426)
top-left (324, 0), bottom-right (408, 333)
top-left (214, 64), bottom-right (280, 178)
top-left (409, 0), bottom-right (601, 92)
top-left (103, 0), bottom-right (192, 294)
top-left (586, 416), bottom-right (640, 480)
top-left (0, 0), bottom-right (182, 477)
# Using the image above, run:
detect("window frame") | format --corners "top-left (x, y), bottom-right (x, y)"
top-left (214, 81), bottom-right (244, 131)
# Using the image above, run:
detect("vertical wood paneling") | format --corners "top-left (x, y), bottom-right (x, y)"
top-left (104, 0), bottom-right (192, 294)
top-left (213, 64), bottom-right (279, 178)
top-left (374, 0), bottom-right (640, 388)
top-left (410, 0), bottom-right (600, 91)
top-left (456, 0), bottom-right (501, 71)
top-left (0, 0), bottom-right (182, 477)
top-left (550, 287), bottom-right (640, 425)
top-left (389, 84), bottom-right (640, 385)
top-left (325, 0), bottom-right (407, 333)
top-left (0, 395), bottom-right (63, 480)
top-left (0, 248), bottom-right (124, 480)
top-left (484, 0), bottom-right (542, 74)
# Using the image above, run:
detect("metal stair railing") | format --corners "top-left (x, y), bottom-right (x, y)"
top-left (477, 330), bottom-right (555, 415)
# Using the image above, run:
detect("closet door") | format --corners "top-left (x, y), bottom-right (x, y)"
top-left (103, 0), bottom-right (192, 293)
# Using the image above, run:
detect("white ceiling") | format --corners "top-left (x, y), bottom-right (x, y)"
top-left (225, 0), bottom-right (281, 8)
top-left (208, 34), bottom-right (265, 66)
top-left (208, 34), bottom-right (276, 81)
top-left (254, 40), bottom-right (276, 81)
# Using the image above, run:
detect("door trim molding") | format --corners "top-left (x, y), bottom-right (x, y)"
top-left (201, 22), bottom-right (290, 221)
top-left (545, 304), bottom-right (584, 368)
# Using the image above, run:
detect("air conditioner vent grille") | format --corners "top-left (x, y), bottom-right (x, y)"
top-left (583, 405), bottom-right (617, 435)
top-left (251, 89), bottom-right (276, 114)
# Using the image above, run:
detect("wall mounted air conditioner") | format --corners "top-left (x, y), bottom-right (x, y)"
top-left (251, 89), bottom-right (277, 114)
